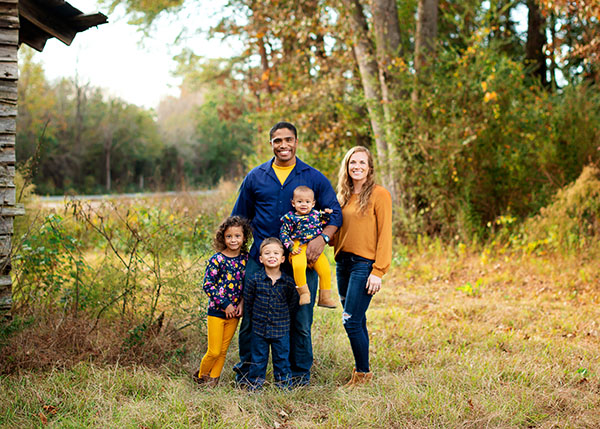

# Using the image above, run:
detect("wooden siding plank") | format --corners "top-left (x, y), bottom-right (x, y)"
top-left (0, 216), bottom-right (12, 234)
top-left (0, 103), bottom-right (16, 116)
top-left (0, 234), bottom-right (10, 255)
top-left (0, 117), bottom-right (15, 132)
top-left (0, 186), bottom-right (15, 205)
top-left (0, 79), bottom-right (17, 103)
top-left (0, 15), bottom-right (18, 29)
top-left (0, 3), bottom-right (18, 14)
top-left (0, 134), bottom-right (15, 147)
top-left (0, 164), bottom-right (14, 185)
top-left (0, 288), bottom-right (12, 312)
top-left (0, 44), bottom-right (16, 60)
top-left (0, 28), bottom-right (17, 45)
top-left (0, 60), bottom-right (17, 80)
top-left (0, 145), bottom-right (14, 163)
top-left (0, 205), bottom-right (23, 216)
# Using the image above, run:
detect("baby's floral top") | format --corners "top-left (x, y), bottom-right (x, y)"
top-left (279, 209), bottom-right (330, 250)
top-left (202, 251), bottom-right (248, 318)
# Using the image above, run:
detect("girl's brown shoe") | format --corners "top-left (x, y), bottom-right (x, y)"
top-left (317, 289), bottom-right (337, 308)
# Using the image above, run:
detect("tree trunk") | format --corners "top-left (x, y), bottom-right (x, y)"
top-left (413, 0), bottom-right (439, 103)
top-left (257, 35), bottom-right (272, 94)
top-left (340, 0), bottom-right (395, 193)
top-left (372, 0), bottom-right (402, 108)
top-left (526, 0), bottom-right (548, 87)
top-left (549, 13), bottom-right (557, 88)
top-left (104, 135), bottom-right (112, 191)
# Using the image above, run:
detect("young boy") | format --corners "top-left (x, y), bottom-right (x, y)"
top-left (243, 237), bottom-right (297, 389)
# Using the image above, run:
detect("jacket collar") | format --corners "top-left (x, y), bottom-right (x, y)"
top-left (258, 157), bottom-right (310, 186)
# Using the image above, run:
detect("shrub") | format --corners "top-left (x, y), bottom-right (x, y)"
top-left (517, 164), bottom-right (600, 252)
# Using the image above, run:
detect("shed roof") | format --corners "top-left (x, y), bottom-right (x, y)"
top-left (19, 0), bottom-right (108, 51)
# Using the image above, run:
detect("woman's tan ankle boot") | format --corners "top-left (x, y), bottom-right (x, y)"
top-left (343, 368), bottom-right (373, 389)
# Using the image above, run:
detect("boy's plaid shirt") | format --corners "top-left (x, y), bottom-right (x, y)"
top-left (243, 268), bottom-right (297, 339)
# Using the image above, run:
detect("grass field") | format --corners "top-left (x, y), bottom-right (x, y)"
top-left (2, 239), bottom-right (599, 428)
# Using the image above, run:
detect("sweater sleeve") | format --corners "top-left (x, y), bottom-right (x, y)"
top-left (279, 213), bottom-right (295, 250)
top-left (371, 187), bottom-right (393, 278)
top-left (202, 254), bottom-right (229, 308)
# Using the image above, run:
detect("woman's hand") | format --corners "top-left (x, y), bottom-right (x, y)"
top-left (366, 274), bottom-right (382, 295)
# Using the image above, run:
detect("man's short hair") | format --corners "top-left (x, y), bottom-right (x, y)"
top-left (259, 237), bottom-right (285, 254)
top-left (269, 121), bottom-right (297, 140)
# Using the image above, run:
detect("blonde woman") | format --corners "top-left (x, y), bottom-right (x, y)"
top-left (332, 146), bottom-right (392, 387)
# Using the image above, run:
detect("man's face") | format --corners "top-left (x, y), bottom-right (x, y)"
top-left (270, 128), bottom-right (297, 166)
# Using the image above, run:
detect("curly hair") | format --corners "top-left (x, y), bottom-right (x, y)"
top-left (337, 146), bottom-right (375, 214)
top-left (213, 216), bottom-right (253, 253)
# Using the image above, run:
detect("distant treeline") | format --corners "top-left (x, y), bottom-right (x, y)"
top-left (16, 49), bottom-right (254, 196)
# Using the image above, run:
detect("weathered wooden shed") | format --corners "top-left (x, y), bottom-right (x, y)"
top-left (0, 0), bottom-right (107, 315)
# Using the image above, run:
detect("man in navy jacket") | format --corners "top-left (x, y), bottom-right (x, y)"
top-left (232, 121), bottom-right (342, 386)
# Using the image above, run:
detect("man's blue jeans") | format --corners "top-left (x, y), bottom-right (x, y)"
top-left (234, 258), bottom-right (317, 385)
top-left (335, 252), bottom-right (374, 373)
top-left (248, 332), bottom-right (291, 389)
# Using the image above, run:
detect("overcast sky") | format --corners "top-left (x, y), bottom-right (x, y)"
top-left (31, 0), bottom-right (238, 109)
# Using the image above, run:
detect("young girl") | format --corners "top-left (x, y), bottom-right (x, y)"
top-left (193, 216), bottom-right (252, 387)
top-left (280, 185), bottom-right (337, 308)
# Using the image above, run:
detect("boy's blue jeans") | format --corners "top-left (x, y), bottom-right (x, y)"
top-left (335, 252), bottom-right (374, 373)
top-left (247, 332), bottom-right (291, 389)
top-left (234, 257), bottom-right (318, 386)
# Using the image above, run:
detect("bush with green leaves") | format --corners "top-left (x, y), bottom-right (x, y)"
top-left (12, 196), bottom-right (221, 331)
top-left (392, 33), bottom-right (600, 240)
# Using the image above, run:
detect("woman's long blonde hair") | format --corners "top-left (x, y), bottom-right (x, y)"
top-left (337, 146), bottom-right (375, 213)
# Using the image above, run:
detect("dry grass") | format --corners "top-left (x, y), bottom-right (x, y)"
top-left (2, 243), bottom-right (600, 427)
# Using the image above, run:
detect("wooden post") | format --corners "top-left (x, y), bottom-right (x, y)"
top-left (0, 0), bottom-right (23, 316)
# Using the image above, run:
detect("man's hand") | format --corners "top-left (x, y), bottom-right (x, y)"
top-left (225, 304), bottom-right (236, 319)
top-left (366, 274), bottom-right (382, 295)
top-left (306, 235), bottom-right (326, 264)
top-left (235, 301), bottom-right (243, 317)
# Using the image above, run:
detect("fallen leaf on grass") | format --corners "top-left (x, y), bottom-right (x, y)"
top-left (42, 405), bottom-right (57, 415)
top-left (39, 412), bottom-right (47, 425)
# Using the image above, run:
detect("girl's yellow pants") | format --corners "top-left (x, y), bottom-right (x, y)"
top-left (199, 315), bottom-right (239, 378)
top-left (290, 241), bottom-right (332, 290)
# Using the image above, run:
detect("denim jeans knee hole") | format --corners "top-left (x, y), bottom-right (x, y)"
top-left (342, 312), bottom-right (351, 325)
